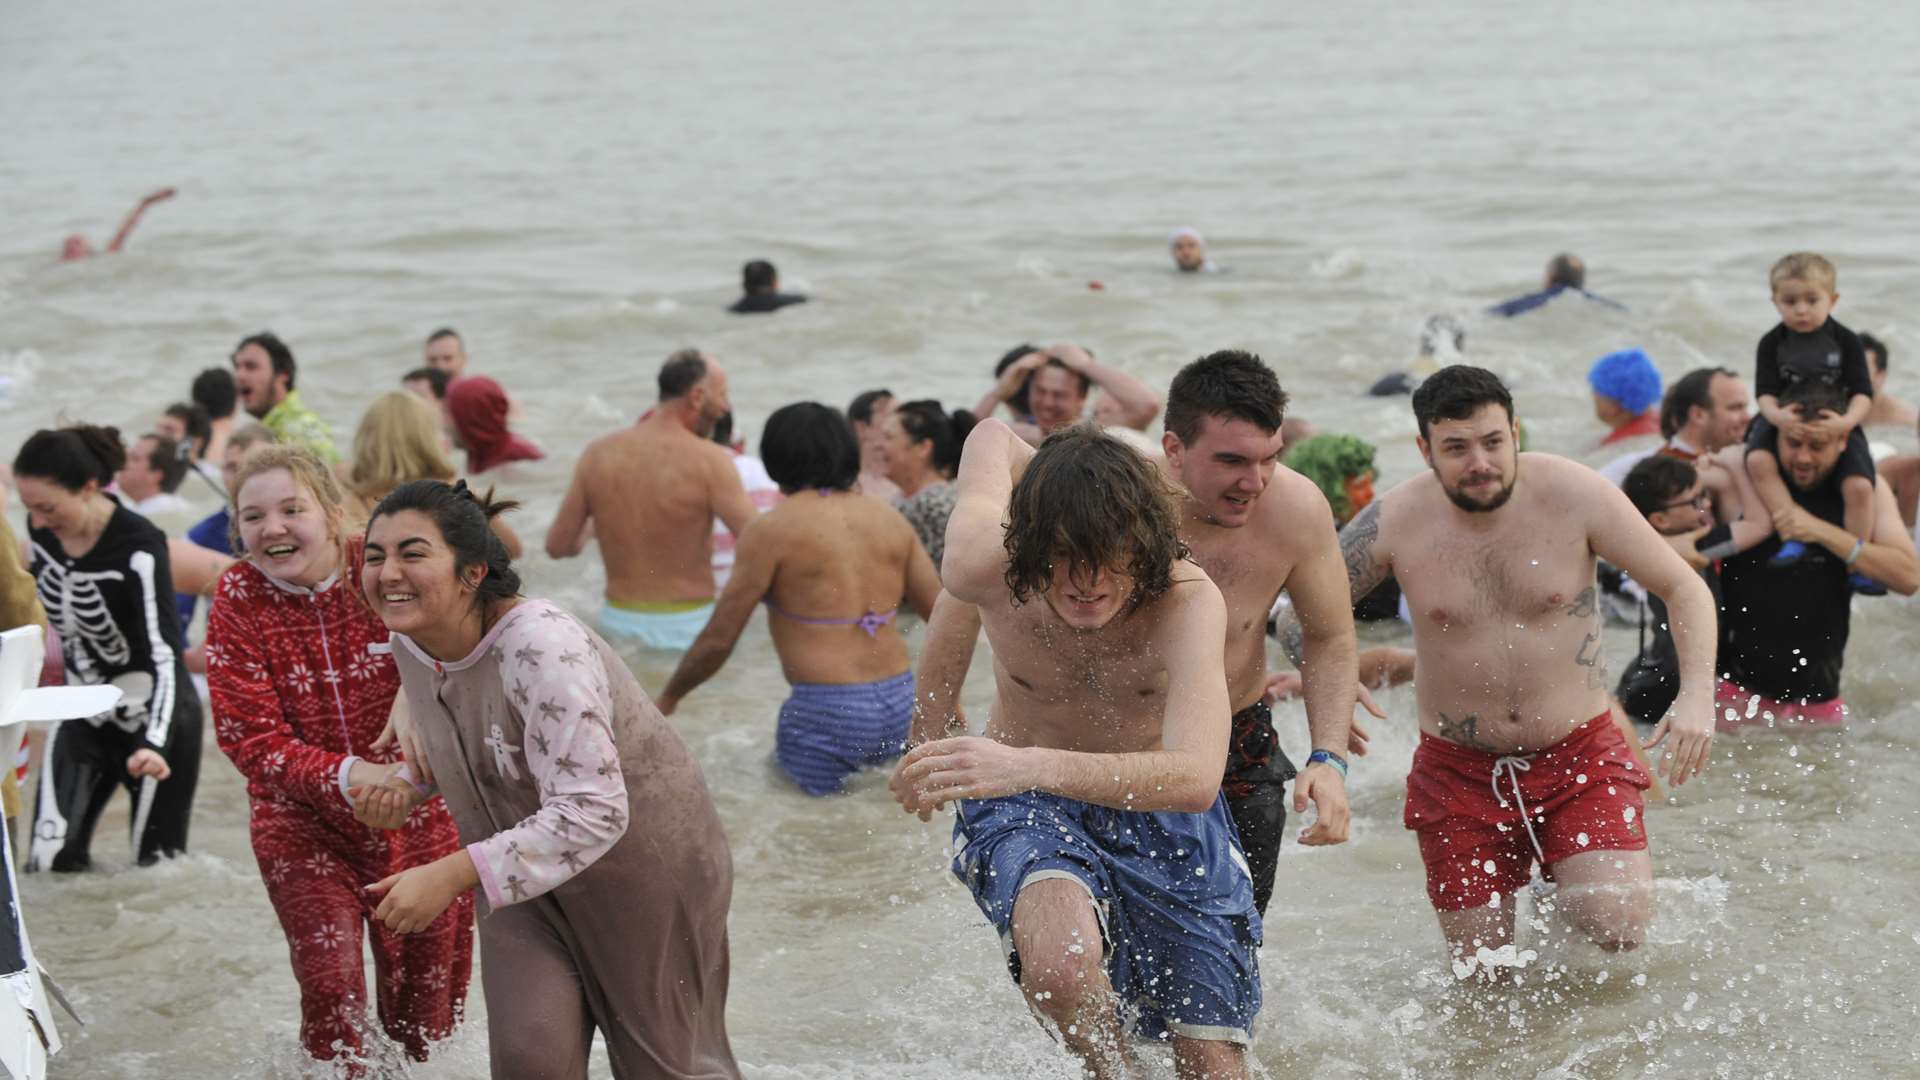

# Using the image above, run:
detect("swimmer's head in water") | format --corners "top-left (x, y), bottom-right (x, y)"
top-left (1546, 253), bottom-right (1585, 290)
top-left (61, 234), bottom-right (92, 261)
top-left (1003, 425), bottom-right (1188, 628)
top-left (1776, 382), bottom-right (1851, 492)
top-left (1413, 366), bottom-right (1519, 514)
top-left (742, 259), bottom-right (778, 294)
top-left (1419, 315), bottom-right (1466, 359)
top-left (423, 327), bottom-right (467, 379)
top-left (762, 402), bottom-right (861, 495)
top-left (1170, 227), bottom-right (1208, 272)
top-left (1284, 434), bottom-right (1378, 524)
top-left (232, 332), bottom-right (297, 419)
top-left (1164, 350), bottom-right (1288, 527)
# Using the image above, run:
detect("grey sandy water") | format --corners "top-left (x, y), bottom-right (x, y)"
top-left (4, 0), bottom-right (1920, 1075)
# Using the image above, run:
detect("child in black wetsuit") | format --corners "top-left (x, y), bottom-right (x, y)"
top-left (1744, 252), bottom-right (1880, 590)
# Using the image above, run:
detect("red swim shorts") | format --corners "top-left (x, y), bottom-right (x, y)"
top-left (1714, 678), bottom-right (1847, 731)
top-left (1404, 711), bottom-right (1650, 912)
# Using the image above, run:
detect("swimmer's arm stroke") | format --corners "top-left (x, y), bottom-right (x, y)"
top-left (1583, 467), bottom-right (1717, 786)
top-left (105, 187), bottom-right (176, 253)
top-left (655, 517), bottom-right (778, 715)
top-left (898, 578), bottom-right (1232, 814)
top-left (939, 419), bottom-right (1033, 606)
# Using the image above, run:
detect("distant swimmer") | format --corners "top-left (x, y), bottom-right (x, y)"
top-left (1588, 347), bottom-right (1664, 448)
top-left (1367, 315), bottom-right (1466, 398)
top-left (1711, 381), bottom-right (1919, 729)
top-left (357, 481), bottom-right (741, 1080)
top-left (230, 331), bottom-right (340, 463)
top-left (1486, 252), bottom-right (1626, 317)
top-left (1169, 226), bottom-right (1218, 272)
top-left (975, 341), bottom-right (1162, 445)
top-left (422, 326), bottom-right (469, 380)
top-left (894, 423), bottom-right (1263, 1079)
top-left (59, 187), bottom-right (175, 261)
top-left (545, 349), bottom-right (756, 649)
top-left (1861, 333), bottom-right (1918, 429)
top-left (727, 259), bottom-right (808, 314)
top-left (658, 403), bottom-right (939, 795)
top-left (1277, 366), bottom-right (1717, 975)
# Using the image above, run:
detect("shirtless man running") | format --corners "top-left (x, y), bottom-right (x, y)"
top-left (1161, 350), bottom-right (1366, 914)
top-left (1276, 365), bottom-right (1717, 972)
top-left (545, 348), bottom-right (756, 649)
top-left (891, 422), bottom-right (1259, 1079)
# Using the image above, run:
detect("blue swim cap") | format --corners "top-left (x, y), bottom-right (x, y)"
top-left (1587, 348), bottom-right (1662, 414)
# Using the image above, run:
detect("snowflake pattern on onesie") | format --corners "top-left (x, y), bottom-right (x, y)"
top-left (465, 605), bottom-right (629, 911)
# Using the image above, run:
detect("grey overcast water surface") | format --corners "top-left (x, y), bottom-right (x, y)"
top-left (4, 1), bottom-right (1920, 1076)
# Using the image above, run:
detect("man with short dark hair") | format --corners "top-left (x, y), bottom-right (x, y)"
top-left (728, 259), bottom-right (808, 314)
top-left (1278, 364), bottom-right (1718, 975)
top-left (401, 367), bottom-right (451, 403)
top-left (893, 421), bottom-right (1261, 1079)
top-left (1862, 333), bottom-right (1918, 429)
top-left (422, 327), bottom-right (467, 380)
top-left (1159, 350), bottom-right (1362, 916)
top-left (231, 332), bottom-right (337, 462)
top-left (847, 388), bottom-right (901, 499)
top-left (975, 342), bottom-right (1162, 445)
top-left (1713, 381), bottom-right (1920, 728)
top-left (191, 366), bottom-right (238, 463)
top-left (546, 349), bottom-right (757, 649)
top-left (117, 434), bottom-right (192, 518)
top-left (1599, 366), bottom-right (1752, 485)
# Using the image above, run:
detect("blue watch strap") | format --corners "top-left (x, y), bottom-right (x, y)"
top-left (1306, 749), bottom-right (1348, 778)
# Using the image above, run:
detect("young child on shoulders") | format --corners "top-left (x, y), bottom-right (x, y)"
top-left (1745, 252), bottom-right (1881, 592)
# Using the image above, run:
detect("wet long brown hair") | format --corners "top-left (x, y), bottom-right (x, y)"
top-left (1002, 424), bottom-right (1188, 610)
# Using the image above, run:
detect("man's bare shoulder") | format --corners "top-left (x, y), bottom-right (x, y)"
top-left (1371, 470), bottom-right (1437, 536)
top-left (1147, 561), bottom-right (1227, 621)
top-left (1257, 467), bottom-right (1337, 547)
top-left (1516, 452), bottom-right (1613, 510)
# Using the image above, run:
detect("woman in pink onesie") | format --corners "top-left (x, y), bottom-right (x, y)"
top-left (354, 479), bottom-right (739, 1080)
top-left (206, 446), bottom-right (474, 1065)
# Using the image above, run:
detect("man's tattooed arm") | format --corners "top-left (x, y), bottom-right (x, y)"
top-left (1272, 500), bottom-right (1391, 666)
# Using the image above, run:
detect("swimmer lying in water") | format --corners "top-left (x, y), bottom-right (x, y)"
top-left (61, 188), bottom-right (175, 260)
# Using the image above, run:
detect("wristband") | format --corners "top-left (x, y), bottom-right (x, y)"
top-left (1845, 538), bottom-right (1864, 566)
top-left (1306, 749), bottom-right (1348, 778)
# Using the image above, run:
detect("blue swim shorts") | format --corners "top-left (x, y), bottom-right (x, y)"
top-left (596, 601), bottom-right (713, 651)
top-left (952, 790), bottom-right (1263, 1045)
top-left (776, 671), bottom-right (914, 795)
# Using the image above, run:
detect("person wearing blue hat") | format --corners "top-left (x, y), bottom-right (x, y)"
top-left (1590, 348), bottom-right (1664, 447)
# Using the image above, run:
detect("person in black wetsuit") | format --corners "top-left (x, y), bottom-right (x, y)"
top-left (1716, 381), bottom-right (1920, 729)
top-left (12, 424), bottom-right (201, 871)
top-left (727, 259), bottom-right (808, 314)
top-left (1486, 252), bottom-right (1627, 317)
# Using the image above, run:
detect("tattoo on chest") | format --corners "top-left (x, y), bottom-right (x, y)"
top-left (1436, 711), bottom-right (1496, 752)
top-left (1563, 587), bottom-right (1597, 618)
top-left (1568, 586), bottom-right (1606, 688)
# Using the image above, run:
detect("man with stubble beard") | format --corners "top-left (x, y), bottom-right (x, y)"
top-left (1274, 365), bottom-right (1717, 976)
top-left (545, 348), bottom-right (756, 650)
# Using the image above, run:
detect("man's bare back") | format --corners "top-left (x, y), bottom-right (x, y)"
top-left (550, 415), bottom-right (752, 606)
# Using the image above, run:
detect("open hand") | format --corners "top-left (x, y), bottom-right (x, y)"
top-left (1642, 694), bottom-right (1713, 788)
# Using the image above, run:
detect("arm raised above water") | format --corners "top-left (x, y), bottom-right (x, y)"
top-left (939, 419), bottom-right (1033, 606)
top-left (894, 577), bottom-right (1231, 814)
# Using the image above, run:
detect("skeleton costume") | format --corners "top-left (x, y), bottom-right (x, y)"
top-left (27, 503), bottom-right (201, 871)
top-left (390, 598), bottom-right (739, 1080)
top-left (206, 547), bottom-right (474, 1063)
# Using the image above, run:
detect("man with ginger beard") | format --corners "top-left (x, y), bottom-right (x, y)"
top-left (545, 348), bottom-right (756, 650)
top-left (1273, 364), bottom-right (1717, 976)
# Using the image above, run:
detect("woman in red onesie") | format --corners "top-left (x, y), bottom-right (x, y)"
top-left (207, 445), bottom-right (473, 1065)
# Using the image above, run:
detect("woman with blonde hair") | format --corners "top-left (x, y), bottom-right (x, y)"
top-left (348, 391), bottom-right (522, 557)
top-left (206, 444), bottom-right (474, 1066)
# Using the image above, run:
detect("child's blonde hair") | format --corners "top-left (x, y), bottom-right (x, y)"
top-left (229, 444), bottom-right (350, 554)
top-left (1769, 252), bottom-right (1837, 295)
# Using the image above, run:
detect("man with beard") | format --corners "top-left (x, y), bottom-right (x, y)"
top-left (545, 349), bottom-right (757, 649)
top-left (1712, 381), bottom-right (1920, 728)
top-left (1275, 365), bottom-right (1717, 973)
top-left (230, 332), bottom-right (339, 463)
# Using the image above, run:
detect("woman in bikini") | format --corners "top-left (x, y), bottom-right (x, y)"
top-left (657, 402), bottom-right (940, 795)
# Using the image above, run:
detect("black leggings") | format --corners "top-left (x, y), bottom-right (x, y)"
top-left (29, 702), bottom-right (202, 872)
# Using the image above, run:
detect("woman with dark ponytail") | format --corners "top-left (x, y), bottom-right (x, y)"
top-left (12, 424), bottom-right (201, 871)
top-left (878, 400), bottom-right (977, 570)
top-left (355, 479), bottom-right (740, 1080)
